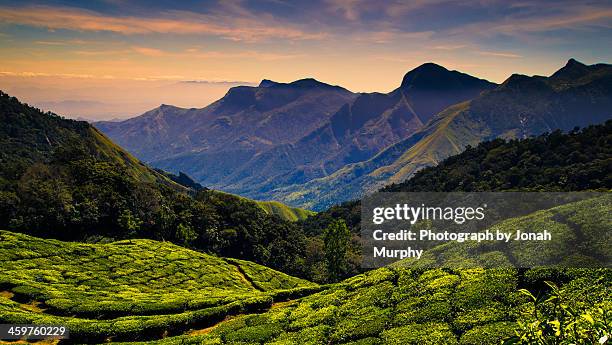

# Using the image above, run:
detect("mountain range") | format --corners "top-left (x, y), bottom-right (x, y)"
top-left (96, 59), bottom-right (612, 210)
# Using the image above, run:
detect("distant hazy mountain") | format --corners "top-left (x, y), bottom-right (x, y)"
top-left (215, 63), bottom-right (495, 198)
top-left (96, 78), bottom-right (356, 186)
top-left (96, 64), bottom-right (495, 206)
top-left (277, 59), bottom-right (612, 210)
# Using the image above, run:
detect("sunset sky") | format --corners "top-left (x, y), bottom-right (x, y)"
top-left (0, 0), bottom-right (611, 120)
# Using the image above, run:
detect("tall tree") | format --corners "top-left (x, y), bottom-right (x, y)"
top-left (323, 219), bottom-right (350, 282)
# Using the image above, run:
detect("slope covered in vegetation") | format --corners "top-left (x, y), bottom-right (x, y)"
top-left (155, 170), bottom-right (314, 222)
top-left (0, 91), bottom-right (312, 278)
top-left (2, 196), bottom-right (608, 344)
top-left (298, 121), bottom-right (612, 280)
top-left (0, 230), bottom-right (319, 343)
top-left (279, 59), bottom-right (611, 210)
top-left (99, 195), bottom-right (610, 344)
top-left (385, 119), bottom-right (612, 193)
top-left (255, 200), bottom-right (315, 222)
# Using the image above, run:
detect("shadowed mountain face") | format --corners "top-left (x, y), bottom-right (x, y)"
top-left (96, 79), bottom-right (357, 186)
top-left (277, 59), bottom-right (612, 210)
top-left (96, 64), bottom-right (495, 204)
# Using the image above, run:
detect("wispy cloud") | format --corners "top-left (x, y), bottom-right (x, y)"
top-left (477, 51), bottom-right (522, 58)
top-left (431, 44), bottom-right (467, 51)
top-left (450, 4), bottom-right (612, 37)
top-left (128, 46), bottom-right (301, 61)
top-left (0, 71), bottom-right (101, 78)
top-left (131, 46), bottom-right (167, 57)
top-left (35, 39), bottom-right (91, 46)
top-left (325, 0), bottom-right (363, 21)
top-left (352, 30), bottom-right (434, 44)
top-left (180, 80), bottom-right (257, 86)
top-left (0, 5), bottom-right (326, 42)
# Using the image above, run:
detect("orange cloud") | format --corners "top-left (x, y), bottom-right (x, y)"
top-left (477, 51), bottom-right (522, 58)
top-left (131, 46), bottom-right (167, 57)
top-left (0, 5), bottom-right (326, 42)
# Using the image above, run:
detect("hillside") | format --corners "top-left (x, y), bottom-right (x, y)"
top-left (0, 91), bottom-right (171, 187)
top-left (385, 119), bottom-right (612, 193)
top-left (95, 65), bottom-right (495, 206)
top-left (299, 121), bottom-right (612, 282)
top-left (0, 91), bottom-right (312, 278)
top-left (0, 230), bottom-right (319, 343)
top-left (128, 267), bottom-right (609, 345)
top-left (61, 195), bottom-right (609, 344)
top-left (255, 200), bottom-right (315, 222)
top-left (156, 171), bottom-right (314, 222)
top-left (278, 59), bottom-right (612, 210)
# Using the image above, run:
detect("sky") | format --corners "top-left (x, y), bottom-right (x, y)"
top-left (0, 0), bottom-right (611, 120)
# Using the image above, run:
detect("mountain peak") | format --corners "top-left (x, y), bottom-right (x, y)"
top-left (400, 62), bottom-right (494, 91)
top-left (566, 58), bottom-right (585, 67)
top-left (400, 63), bottom-right (448, 87)
top-left (258, 78), bottom-right (344, 90)
top-left (259, 79), bottom-right (278, 87)
top-left (287, 78), bottom-right (334, 88)
top-left (550, 58), bottom-right (590, 80)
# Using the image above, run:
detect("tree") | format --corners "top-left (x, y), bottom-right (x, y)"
top-left (118, 209), bottom-right (142, 237)
top-left (323, 219), bottom-right (350, 282)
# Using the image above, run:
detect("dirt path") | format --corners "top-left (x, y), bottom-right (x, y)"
top-left (224, 259), bottom-right (265, 292)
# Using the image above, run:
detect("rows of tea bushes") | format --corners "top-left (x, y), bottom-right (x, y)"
top-left (104, 196), bottom-right (611, 344)
top-left (0, 231), bottom-right (321, 342)
top-left (108, 266), bottom-right (610, 345)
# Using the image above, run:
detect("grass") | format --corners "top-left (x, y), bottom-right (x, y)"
top-left (211, 190), bottom-right (315, 221)
top-left (394, 194), bottom-right (611, 270)
top-left (254, 200), bottom-right (316, 221)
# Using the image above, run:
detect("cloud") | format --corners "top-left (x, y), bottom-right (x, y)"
top-left (477, 51), bottom-right (522, 58)
top-left (180, 80), bottom-right (257, 86)
top-left (352, 30), bottom-right (434, 44)
top-left (430, 44), bottom-right (467, 50)
top-left (35, 39), bottom-right (90, 46)
top-left (127, 46), bottom-right (301, 61)
top-left (450, 3), bottom-right (612, 37)
top-left (131, 46), bottom-right (167, 57)
top-left (325, 0), bottom-right (363, 21)
top-left (0, 71), bottom-right (100, 78)
top-left (0, 5), bottom-right (326, 42)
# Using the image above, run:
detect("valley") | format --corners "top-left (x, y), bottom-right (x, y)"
top-left (95, 59), bottom-right (611, 210)
top-left (2, 1), bottom-right (611, 343)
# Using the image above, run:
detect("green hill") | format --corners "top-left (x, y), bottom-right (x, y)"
top-left (0, 91), bottom-right (312, 278)
top-left (95, 196), bottom-right (609, 344)
top-left (2, 197), bottom-right (608, 344)
top-left (394, 194), bottom-right (611, 269)
top-left (0, 230), bottom-right (319, 343)
top-left (384, 120), bottom-right (612, 194)
top-left (299, 121), bottom-right (612, 280)
top-left (155, 171), bottom-right (315, 222)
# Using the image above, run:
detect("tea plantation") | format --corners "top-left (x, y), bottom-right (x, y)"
top-left (1, 195), bottom-right (609, 344)
top-left (0, 231), bottom-right (319, 343)
top-left (110, 196), bottom-right (609, 344)
top-left (107, 267), bottom-right (610, 345)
